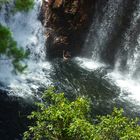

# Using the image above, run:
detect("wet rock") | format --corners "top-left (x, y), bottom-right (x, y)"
top-left (40, 0), bottom-right (95, 59)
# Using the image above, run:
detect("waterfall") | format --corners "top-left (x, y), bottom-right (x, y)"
top-left (1, 1), bottom-right (140, 139)
top-left (109, 0), bottom-right (140, 101)
top-left (1, 0), bottom-right (140, 103)
top-left (76, 0), bottom-right (140, 103)
top-left (0, 0), bottom-right (52, 97)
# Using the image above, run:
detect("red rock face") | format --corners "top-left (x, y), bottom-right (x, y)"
top-left (40, 0), bottom-right (95, 59)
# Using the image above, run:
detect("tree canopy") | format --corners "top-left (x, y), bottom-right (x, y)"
top-left (0, 0), bottom-right (34, 11)
top-left (24, 87), bottom-right (140, 140)
top-left (0, 24), bottom-right (29, 72)
top-left (15, 0), bottom-right (34, 12)
top-left (0, 0), bottom-right (35, 72)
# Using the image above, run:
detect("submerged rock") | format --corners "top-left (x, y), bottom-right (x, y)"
top-left (40, 0), bottom-right (95, 59)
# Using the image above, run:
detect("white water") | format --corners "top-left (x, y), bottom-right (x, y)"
top-left (76, 0), bottom-right (140, 104)
top-left (0, 0), bottom-right (52, 97)
top-left (0, 0), bottom-right (140, 104)
top-left (109, 1), bottom-right (140, 102)
top-left (75, 57), bottom-right (105, 71)
top-left (83, 0), bottom-right (124, 60)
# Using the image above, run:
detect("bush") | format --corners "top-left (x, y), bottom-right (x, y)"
top-left (95, 108), bottom-right (140, 140)
top-left (0, 0), bottom-right (34, 11)
top-left (0, 0), bottom-right (10, 6)
top-left (24, 87), bottom-right (140, 140)
top-left (0, 0), bottom-right (34, 72)
top-left (15, 0), bottom-right (34, 11)
top-left (0, 24), bottom-right (29, 72)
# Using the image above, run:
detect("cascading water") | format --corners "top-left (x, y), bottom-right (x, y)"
top-left (0, 0), bottom-right (52, 97)
top-left (76, 0), bottom-right (140, 103)
top-left (109, 0), bottom-right (140, 101)
top-left (1, 0), bottom-right (140, 139)
top-left (0, 0), bottom-right (140, 105)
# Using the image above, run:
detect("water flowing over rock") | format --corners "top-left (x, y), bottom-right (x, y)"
top-left (1, 0), bottom-right (140, 139)
top-left (77, 0), bottom-right (140, 102)
top-left (0, 0), bottom-right (52, 97)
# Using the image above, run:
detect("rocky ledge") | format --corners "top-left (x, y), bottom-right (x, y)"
top-left (40, 0), bottom-right (95, 59)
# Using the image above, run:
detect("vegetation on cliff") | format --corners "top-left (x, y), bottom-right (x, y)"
top-left (0, 24), bottom-right (29, 72)
top-left (15, 0), bottom-right (34, 11)
top-left (0, 0), bottom-right (9, 5)
top-left (0, 0), bottom-right (35, 72)
top-left (0, 0), bottom-right (34, 11)
top-left (24, 87), bottom-right (140, 140)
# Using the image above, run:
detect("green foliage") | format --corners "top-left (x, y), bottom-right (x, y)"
top-left (0, 0), bottom-right (34, 11)
top-left (15, 0), bottom-right (34, 12)
top-left (0, 0), bottom-right (34, 72)
top-left (0, 24), bottom-right (29, 72)
top-left (0, 0), bottom-right (10, 5)
top-left (24, 87), bottom-right (140, 140)
top-left (24, 87), bottom-right (91, 140)
top-left (96, 108), bottom-right (140, 140)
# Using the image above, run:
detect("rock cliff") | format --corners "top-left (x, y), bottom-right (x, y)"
top-left (40, 0), bottom-right (95, 58)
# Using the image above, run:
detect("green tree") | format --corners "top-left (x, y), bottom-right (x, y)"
top-left (95, 108), bottom-right (140, 140)
top-left (0, 24), bottom-right (29, 72)
top-left (0, 0), bottom-right (9, 5)
top-left (24, 87), bottom-right (140, 140)
top-left (0, 0), bottom-right (35, 72)
top-left (0, 0), bottom-right (34, 11)
top-left (15, 0), bottom-right (34, 12)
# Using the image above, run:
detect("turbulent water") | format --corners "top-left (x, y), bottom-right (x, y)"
top-left (0, 0), bottom-right (51, 98)
top-left (76, 0), bottom-right (140, 104)
top-left (1, 0), bottom-right (140, 139)
top-left (0, 0), bottom-right (140, 105)
top-left (0, 0), bottom-right (139, 106)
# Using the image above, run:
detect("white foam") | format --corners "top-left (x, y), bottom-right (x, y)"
top-left (75, 57), bottom-right (105, 71)
top-left (0, 0), bottom-right (52, 97)
top-left (107, 71), bottom-right (140, 104)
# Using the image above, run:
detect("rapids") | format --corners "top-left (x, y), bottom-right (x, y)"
top-left (0, 0), bottom-right (140, 112)
top-left (0, 0), bottom-right (140, 110)
top-left (1, 0), bottom-right (140, 139)
top-left (0, 0), bottom-right (52, 98)
top-left (76, 0), bottom-right (140, 104)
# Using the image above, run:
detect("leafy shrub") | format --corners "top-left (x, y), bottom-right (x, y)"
top-left (24, 87), bottom-right (140, 140)
top-left (0, 0), bottom-right (10, 6)
top-left (0, 24), bottom-right (29, 72)
top-left (15, 0), bottom-right (34, 11)
top-left (95, 108), bottom-right (140, 140)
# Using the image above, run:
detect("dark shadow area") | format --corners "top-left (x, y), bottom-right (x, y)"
top-left (0, 90), bottom-right (34, 140)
